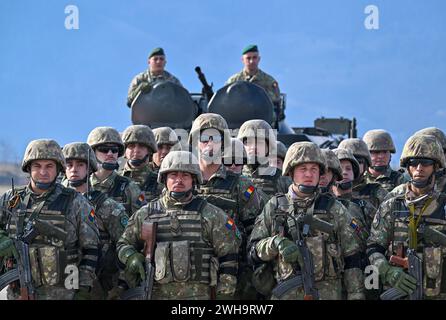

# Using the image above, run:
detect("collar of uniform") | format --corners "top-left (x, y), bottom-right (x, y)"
top-left (287, 184), bottom-right (317, 206)
top-left (148, 69), bottom-right (169, 80)
top-left (122, 161), bottom-right (152, 175)
top-left (90, 170), bottom-right (117, 189)
top-left (205, 164), bottom-right (227, 183)
top-left (405, 183), bottom-right (438, 205)
top-left (161, 190), bottom-right (195, 208)
top-left (25, 182), bottom-right (58, 201)
top-left (366, 166), bottom-right (392, 181)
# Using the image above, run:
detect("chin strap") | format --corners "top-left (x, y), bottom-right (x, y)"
top-left (129, 154), bottom-right (150, 167)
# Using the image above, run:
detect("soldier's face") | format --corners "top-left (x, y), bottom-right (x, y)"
top-left (370, 150), bottom-right (391, 167)
top-left (66, 159), bottom-right (88, 181)
top-left (125, 143), bottom-right (149, 160)
top-left (244, 139), bottom-right (269, 158)
top-left (95, 144), bottom-right (119, 164)
top-left (242, 52), bottom-right (260, 72)
top-left (340, 160), bottom-right (355, 181)
top-left (408, 159), bottom-right (435, 182)
top-left (292, 163), bottom-right (320, 187)
top-left (319, 169), bottom-right (334, 187)
top-left (156, 144), bottom-right (173, 162)
top-left (30, 160), bottom-right (58, 185)
top-left (199, 129), bottom-right (222, 162)
top-left (149, 55), bottom-right (166, 74)
top-left (166, 171), bottom-right (193, 192)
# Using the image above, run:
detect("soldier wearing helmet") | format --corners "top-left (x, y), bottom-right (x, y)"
top-left (119, 125), bottom-right (161, 202)
top-left (189, 113), bottom-right (266, 299)
top-left (338, 138), bottom-right (388, 210)
top-left (367, 134), bottom-right (446, 300)
top-left (0, 139), bottom-right (99, 300)
top-left (87, 126), bottom-right (146, 216)
top-left (126, 47), bottom-right (183, 108)
top-left (270, 141), bottom-right (287, 171)
top-left (62, 142), bottom-right (129, 300)
top-left (248, 142), bottom-right (365, 300)
top-left (149, 126), bottom-right (181, 174)
top-left (362, 129), bottom-right (408, 191)
top-left (238, 119), bottom-right (292, 199)
top-left (117, 151), bottom-right (240, 299)
top-left (319, 149), bottom-right (343, 194)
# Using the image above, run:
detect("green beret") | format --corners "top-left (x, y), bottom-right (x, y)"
top-left (242, 44), bottom-right (258, 55)
top-left (149, 47), bottom-right (165, 59)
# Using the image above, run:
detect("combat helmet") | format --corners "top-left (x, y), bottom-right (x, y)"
top-left (283, 142), bottom-right (326, 176)
top-left (87, 127), bottom-right (125, 157)
top-left (62, 142), bottom-right (98, 173)
top-left (333, 148), bottom-right (360, 180)
top-left (414, 127), bottom-right (446, 153)
top-left (338, 138), bottom-right (372, 167)
top-left (363, 129), bottom-right (396, 153)
top-left (158, 151), bottom-right (203, 185)
top-left (153, 127), bottom-right (181, 151)
top-left (22, 139), bottom-right (66, 173)
top-left (400, 134), bottom-right (445, 169)
top-left (237, 119), bottom-right (277, 146)
top-left (188, 113), bottom-right (231, 146)
top-left (321, 149), bottom-right (342, 181)
top-left (122, 125), bottom-right (157, 154)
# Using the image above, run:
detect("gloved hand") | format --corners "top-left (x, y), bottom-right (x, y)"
top-left (74, 286), bottom-right (91, 300)
top-left (0, 233), bottom-right (17, 259)
top-left (273, 236), bottom-right (300, 263)
top-left (384, 265), bottom-right (417, 295)
top-left (125, 252), bottom-right (146, 282)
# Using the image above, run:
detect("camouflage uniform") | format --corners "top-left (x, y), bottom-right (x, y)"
top-left (367, 135), bottom-right (446, 299)
top-left (338, 138), bottom-right (389, 210)
top-left (363, 129), bottom-right (408, 192)
top-left (87, 127), bottom-right (146, 216)
top-left (117, 151), bottom-right (240, 299)
top-left (127, 70), bottom-right (182, 108)
top-left (248, 142), bottom-right (365, 300)
top-left (120, 125), bottom-right (161, 202)
top-left (237, 120), bottom-right (292, 199)
top-left (62, 142), bottom-right (129, 299)
top-left (226, 69), bottom-right (280, 107)
top-left (189, 114), bottom-right (266, 299)
top-left (0, 140), bottom-right (99, 300)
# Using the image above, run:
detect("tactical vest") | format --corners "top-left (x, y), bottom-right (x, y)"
top-left (273, 194), bottom-right (344, 282)
top-left (144, 198), bottom-right (215, 285)
top-left (7, 186), bottom-right (77, 288)
top-left (141, 171), bottom-right (159, 201)
top-left (353, 183), bottom-right (381, 208)
top-left (108, 175), bottom-right (130, 213)
top-left (389, 194), bottom-right (446, 297)
top-left (250, 170), bottom-right (282, 197)
top-left (198, 172), bottom-right (239, 221)
top-left (376, 170), bottom-right (402, 192)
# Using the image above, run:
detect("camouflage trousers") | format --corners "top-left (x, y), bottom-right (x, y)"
top-left (234, 264), bottom-right (260, 300)
top-left (152, 282), bottom-right (212, 300)
top-left (7, 285), bottom-right (75, 300)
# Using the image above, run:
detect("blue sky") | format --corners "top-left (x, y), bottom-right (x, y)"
top-left (1, 0), bottom-right (445, 166)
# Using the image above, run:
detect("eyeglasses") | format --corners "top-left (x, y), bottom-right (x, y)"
top-left (200, 134), bottom-right (222, 143)
top-left (408, 158), bottom-right (435, 167)
top-left (96, 146), bottom-right (120, 154)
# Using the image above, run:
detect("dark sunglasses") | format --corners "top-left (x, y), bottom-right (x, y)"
top-left (97, 146), bottom-right (119, 154)
top-left (200, 134), bottom-right (222, 143)
top-left (408, 158), bottom-right (435, 167)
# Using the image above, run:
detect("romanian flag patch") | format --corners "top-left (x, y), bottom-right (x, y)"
top-left (88, 209), bottom-right (95, 223)
top-left (137, 193), bottom-right (146, 206)
top-left (244, 186), bottom-right (255, 200)
top-left (225, 218), bottom-right (241, 239)
top-left (350, 218), bottom-right (367, 238)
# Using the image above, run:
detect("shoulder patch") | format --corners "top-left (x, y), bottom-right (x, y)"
top-left (136, 193), bottom-right (146, 206)
top-left (225, 218), bottom-right (241, 239)
top-left (372, 211), bottom-right (381, 229)
top-left (88, 209), bottom-right (96, 223)
top-left (244, 185), bottom-right (255, 201)
top-left (120, 215), bottom-right (129, 227)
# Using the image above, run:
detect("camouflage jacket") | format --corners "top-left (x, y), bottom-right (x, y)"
top-left (352, 176), bottom-right (388, 210)
top-left (90, 171), bottom-right (146, 216)
top-left (117, 192), bottom-right (241, 299)
top-left (148, 161), bottom-right (160, 175)
top-left (198, 164), bottom-right (267, 237)
top-left (248, 186), bottom-right (365, 300)
top-left (119, 161), bottom-right (162, 201)
top-left (0, 183), bottom-right (99, 299)
top-left (242, 165), bottom-right (292, 200)
top-left (226, 68), bottom-right (280, 105)
top-left (364, 166), bottom-right (408, 192)
top-left (127, 69), bottom-right (182, 107)
top-left (385, 172), bottom-right (446, 201)
top-left (367, 183), bottom-right (446, 299)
